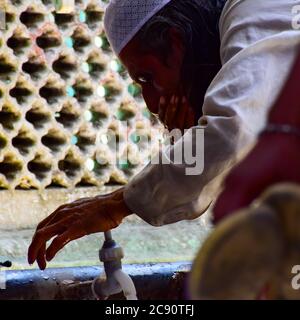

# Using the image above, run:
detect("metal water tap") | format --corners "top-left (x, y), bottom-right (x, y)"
top-left (92, 230), bottom-right (137, 300)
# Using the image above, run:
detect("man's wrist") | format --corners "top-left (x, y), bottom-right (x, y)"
top-left (112, 187), bottom-right (132, 219)
top-left (96, 188), bottom-right (132, 226)
top-left (119, 191), bottom-right (132, 218)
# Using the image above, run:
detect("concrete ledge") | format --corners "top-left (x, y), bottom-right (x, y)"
top-left (0, 262), bottom-right (191, 300)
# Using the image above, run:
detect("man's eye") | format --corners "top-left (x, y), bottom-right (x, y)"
top-left (137, 74), bottom-right (152, 84)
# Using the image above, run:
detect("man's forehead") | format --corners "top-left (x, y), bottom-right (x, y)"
top-left (120, 42), bottom-right (161, 75)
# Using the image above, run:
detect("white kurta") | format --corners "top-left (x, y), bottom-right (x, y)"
top-left (123, 0), bottom-right (300, 226)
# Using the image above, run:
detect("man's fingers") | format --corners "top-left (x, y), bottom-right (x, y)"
top-left (158, 93), bottom-right (195, 131)
top-left (30, 209), bottom-right (72, 266)
top-left (164, 96), bottom-right (178, 128)
top-left (36, 243), bottom-right (47, 270)
top-left (45, 224), bottom-right (86, 262)
top-left (36, 209), bottom-right (61, 230)
top-left (36, 203), bottom-right (74, 230)
top-left (36, 198), bottom-right (93, 230)
top-left (176, 97), bottom-right (189, 131)
top-left (28, 218), bottom-right (70, 265)
top-left (173, 96), bottom-right (184, 131)
top-left (158, 96), bottom-right (167, 123)
top-left (185, 101), bottom-right (196, 128)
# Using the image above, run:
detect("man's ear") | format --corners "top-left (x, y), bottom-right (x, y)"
top-left (167, 27), bottom-right (185, 67)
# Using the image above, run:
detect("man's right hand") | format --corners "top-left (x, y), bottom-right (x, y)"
top-left (28, 187), bottom-right (131, 270)
top-left (158, 94), bottom-right (195, 132)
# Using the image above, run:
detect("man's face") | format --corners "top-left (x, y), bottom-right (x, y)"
top-left (119, 32), bottom-right (184, 116)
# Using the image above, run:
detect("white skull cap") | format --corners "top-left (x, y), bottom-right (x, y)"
top-left (104, 0), bottom-right (172, 56)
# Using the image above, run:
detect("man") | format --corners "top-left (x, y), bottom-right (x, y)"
top-left (28, 0), bottom-right (300, 270)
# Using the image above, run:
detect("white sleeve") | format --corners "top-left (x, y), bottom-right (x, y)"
top-left (123, 0), bottom-right (300, 226)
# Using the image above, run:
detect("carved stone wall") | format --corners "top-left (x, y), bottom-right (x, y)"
top-left (0, 0), bottom-right (162, 190)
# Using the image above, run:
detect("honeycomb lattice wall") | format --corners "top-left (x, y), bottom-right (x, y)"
top-left (0, 0), bottom-right (163, 190)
